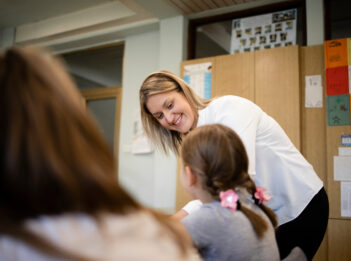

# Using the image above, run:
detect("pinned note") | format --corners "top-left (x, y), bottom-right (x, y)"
top-left (341, 182), bottom-right (351, 217)
top-left (324, 38), bottom-right (348, 68)
top-left (305, 75), bottom-right (323, 108)
top-left (326, 66), bottom-right (349, 96)
top-left (327, 94), bottom-right (350, 126)
top-left (334, 156), bottom-right (351, 181)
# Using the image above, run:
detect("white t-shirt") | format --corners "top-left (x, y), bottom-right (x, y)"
top-left (0, 212), bottom-right (201, 261)
top-left (197, 95), bottom-right (323, 225)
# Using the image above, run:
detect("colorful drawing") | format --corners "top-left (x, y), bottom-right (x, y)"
top-left (327, 94), bottom-right (351, 126)
top-left (326, 66), bottom-right (349, 96)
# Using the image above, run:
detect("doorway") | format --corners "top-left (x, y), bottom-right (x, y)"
top-left (61, 43), bottom-right (124, 177)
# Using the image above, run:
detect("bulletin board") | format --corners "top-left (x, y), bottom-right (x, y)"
top-left (231, 9), bottom-right (297, 53)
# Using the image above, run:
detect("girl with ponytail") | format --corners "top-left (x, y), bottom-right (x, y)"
top-left (180, 124), bottom-right (279, 261)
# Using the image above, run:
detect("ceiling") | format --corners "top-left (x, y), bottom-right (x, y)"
top-left (0, 0), bottom-right (288, 53)
top-left (0, 0), bottom-right (264, 30)
top-left (168, 0), bottom-right (262, 14)
top-left (0, 0), bottom-right (112, 29)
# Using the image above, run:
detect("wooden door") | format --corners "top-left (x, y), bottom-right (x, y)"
top-left (255, 46), bottom-right (301, 149)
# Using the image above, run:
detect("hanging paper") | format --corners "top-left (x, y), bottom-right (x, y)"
top-left (305, 75), bottom-right (323, 108)
top-left (132, 109), bottom-right (153, 154)
top-left (326, 94), bottom-right (350, 126)
top-left (324, 38), bottom-right (348, 69)
top-left (334, 156), bottom-right (351, 181)
top-left (326, 66), bottom-right (349, 95)
top-left (341, 182), bottom-right (351, 217)
top-left (183, 62), bottom-right (212, 99)
top-left (341, 134), bottom-right (351, 146)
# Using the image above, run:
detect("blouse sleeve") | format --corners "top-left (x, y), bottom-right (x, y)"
top-left (210, 97), bottom-right (261, 177)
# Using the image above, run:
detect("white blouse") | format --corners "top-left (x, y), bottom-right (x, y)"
top-left (197, 95), bottom-right (323, 225)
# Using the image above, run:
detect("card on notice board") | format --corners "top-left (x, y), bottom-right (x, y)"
top-left (326, 94), bottom-right (350, 126)
top-left (326, 66), bottom-right (349, 96)
top-left (324, 38), bottom-right (348, 68)
top-left (341, 135), bottom-right (351, 146)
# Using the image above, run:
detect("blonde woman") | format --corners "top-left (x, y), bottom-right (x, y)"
top-left (140, 70), bottom-right (329, 260)
top-left (0, 48), bottom-right (200, 261)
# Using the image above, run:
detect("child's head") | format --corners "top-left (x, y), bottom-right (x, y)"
top-left (180, 124), bottom-right (277, 237)
top-left (0, 47), bottom-right (196, 260)
top-left (0, 47), bottom-right (135, 220)
top-left (180, 124), bottom-right (253, 200)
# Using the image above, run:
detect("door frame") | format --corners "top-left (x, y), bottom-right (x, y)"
top-left (80, 86), bottom-right (122, 173)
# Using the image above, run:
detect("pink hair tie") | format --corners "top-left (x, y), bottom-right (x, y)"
top-left (254, 186), bottom-right (272, 204)
top-left (220, 189), bottom-right (239, 212)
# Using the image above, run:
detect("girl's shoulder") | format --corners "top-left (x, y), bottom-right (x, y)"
top-left (18, 211), bottom-right (200, 261)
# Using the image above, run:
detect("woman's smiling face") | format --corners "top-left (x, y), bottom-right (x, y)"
top-left (146, 91), bottom-right (195, 133)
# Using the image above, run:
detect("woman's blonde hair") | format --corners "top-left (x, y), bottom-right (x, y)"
top-left (140, 70), bottom-right (210, 154)
top-left (0, 48), bottom-right (193, 260)
top-left (180, 124), bottom-right (277, 238)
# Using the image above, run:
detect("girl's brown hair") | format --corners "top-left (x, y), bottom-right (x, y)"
top-left (180, 124), bottom-right (277, 238)
top-left (0, 48), bottom-right (192, 260)
top-left (139, 70), bottom-right (211, 154)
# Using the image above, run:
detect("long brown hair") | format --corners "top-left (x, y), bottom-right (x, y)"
top-left (180, 124), bottom-right (277, 238)
top-left (0, 48), bottom-right (192, 260)
top-left (139, 70), bottom-right (211, 154)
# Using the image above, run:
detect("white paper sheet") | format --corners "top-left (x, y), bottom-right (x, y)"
top-left (334, 156), bottom-right (351, 181)
top-left (132, 109), bottom-right (153, 154)
top-left (339, 147), bottom-right (351, 156)
top-left (305, 75), bottom-right (323, 108)
top-left (341, 181), bottom-right (351, 217)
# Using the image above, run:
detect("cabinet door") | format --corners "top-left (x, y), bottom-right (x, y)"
top-left (255, 46), bottom-right (301, 150)
top-left (214, 52), bottom-right (254, 100)
top-left (300, 45), bottom-right (328, 261)
top-left (328, 219), bottom-right (351, 261)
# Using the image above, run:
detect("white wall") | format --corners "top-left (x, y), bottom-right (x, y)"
top-left (118, 30), bottom-right (159, 208)
top-left (153, 16), bottom-right (187, 212)
top-left (118, 16), bottom-right (187, 213)
top-left (0, 27), bottom-right (15, 49)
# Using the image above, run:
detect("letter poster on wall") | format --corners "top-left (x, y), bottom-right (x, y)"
top-left (230, 9), bottom-right (297, 53)
top-left (183, 62), bottom-right (212, 99)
